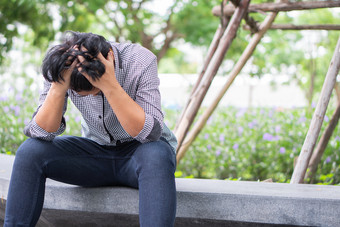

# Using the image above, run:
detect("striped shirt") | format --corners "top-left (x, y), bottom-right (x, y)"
top-left (24, 42), bottom-right (177, 153)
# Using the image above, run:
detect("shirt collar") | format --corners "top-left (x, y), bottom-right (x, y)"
top-left (110, 44), bottom-right (124, 87)
top-left (111, 45), bottom-right (122, 69)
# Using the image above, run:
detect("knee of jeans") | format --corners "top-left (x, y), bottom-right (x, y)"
top-left (135, 141), bottom-right (176, 173)
top-left (15, 138), bottom-right (50, 166)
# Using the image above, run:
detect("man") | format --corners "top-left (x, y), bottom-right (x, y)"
top-left (4, 31), bottom-right (177, 227)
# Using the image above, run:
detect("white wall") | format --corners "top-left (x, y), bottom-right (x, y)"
top-left (159, 73), bottom-right (307, 108)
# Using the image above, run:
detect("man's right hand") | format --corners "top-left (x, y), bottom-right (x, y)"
top-left (53, 52), bottom-right (79, 93)
top-left (35, 48), bottom-right (78, 133)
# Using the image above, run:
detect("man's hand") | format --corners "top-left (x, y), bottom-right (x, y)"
top-left (77, 48), bottom-right (119, 93)
top-left (53, 48), bottom-right (79, 93)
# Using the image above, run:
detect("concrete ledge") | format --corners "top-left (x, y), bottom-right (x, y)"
top-left (1, 153), bottom-right (340, 226)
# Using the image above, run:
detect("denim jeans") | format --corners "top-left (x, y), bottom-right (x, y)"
top-left (4, 136), bottom-right (177, 227)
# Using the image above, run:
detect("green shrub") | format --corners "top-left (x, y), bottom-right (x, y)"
top-left (164, 106), bottom-right (340, 185)
top-left (2, 87), bottom-right (340, 185)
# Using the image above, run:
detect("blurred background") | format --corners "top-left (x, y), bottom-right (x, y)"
top-left (1, 0), bottom-right (340, 184)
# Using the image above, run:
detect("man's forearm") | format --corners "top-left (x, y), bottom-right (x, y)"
top-left (35, 84), bottom-right (67, 133)
top-left (102, 84), bottom-right (145, 138)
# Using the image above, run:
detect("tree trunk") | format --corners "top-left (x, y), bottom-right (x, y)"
top-left (175, 21), bottom-right (229, 133)
top-left (213, 1), bottom-right (340, 17)
top-left (246, 24), bottom-right (340, 31)
top-left (174, 0), bottom-right (250, 153)
top-left (305, 103), bottom-right (340, 183)
top-left (156, 33), bottom-right (178, 64)
top-left (334, 82), bottom-right (340, 102)
top-left (291, 36), bottom-right (340, 184)
top-left (176, 11), bottom-right (278, 162)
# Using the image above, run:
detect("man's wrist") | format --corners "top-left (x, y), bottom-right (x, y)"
top-left (50, 83), bottom-right (68, 96)
top-left (100, 80), bottom-right (121, 96)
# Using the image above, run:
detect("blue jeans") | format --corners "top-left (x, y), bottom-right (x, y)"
top-left (4, 136), bottom-right (177, 227)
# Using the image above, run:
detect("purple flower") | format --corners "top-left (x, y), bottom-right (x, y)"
top-left (12, 106), bottom-right (20, 116)
top-left (326, 156), bottom-right (331, 163)
top-left (311, 101), bottom-right (316, 108)
top-left (233, 143), bottom-right (239, 150)
top-left (263, 133), bottom-right (274, 141)
top-left (219, 134), bottom-right (225, 142)
top-left (248, 120), bottom-right (258, 129)
top-left (207, 144), bottom-right (212, 150)
top-left (298, 116), bottom-right (306, 123)
top-left (15, 94), bottom-right (22, 101)
top-left (275, 125), bottom-right (281, 133)
top-left (75, 116), bottom-right (81, 123)
top-left (248, 122), bottom-right (255, 129)
top-left (215, 149), bottom-right (221, 157)
top-left (324, 116), bottom-right (329, 122)
top-left (279, 147), bottom-right (286, 154)
top-left (0, 95), bottom-right (8, 102)
top-left (207, 117), bottom-right (213, 125)
top-left (335, 136), bottom-right (340, 141)
top-left (3, 106), bottom-right (9, 113)
top-left (24, 118), bottom-right (30, 125)
top-left (204, 133), bottom-right (209, 139)
top-left (268, 110), bottom-right (274, 118)
top-left (238, 126), bottom-right (243, 135)
top-left (236, 108), bottom-right (247, 118)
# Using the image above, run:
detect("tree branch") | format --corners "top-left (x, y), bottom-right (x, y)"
top-left (244, 24), bottom-right (340, 31)
top-left (213, 1), bottom-right (340, 16)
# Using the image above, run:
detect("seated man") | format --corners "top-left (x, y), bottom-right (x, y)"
top-left (4, 31), bottom-right (177, 227)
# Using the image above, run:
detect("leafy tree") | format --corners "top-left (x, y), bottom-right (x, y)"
top-left (0, 0), bottom-right (220, 64)
top-left (1, 0), bottom-right (339, 104)
top-left (0, 0), bottom-right (55, 64)
top-left (220, 7), bottom-right (340, 106)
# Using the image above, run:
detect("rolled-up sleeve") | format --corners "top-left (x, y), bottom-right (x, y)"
top-left (133, 56), bottom-right (164, 143)
top-left (23, 80), bottom-right (67, 141)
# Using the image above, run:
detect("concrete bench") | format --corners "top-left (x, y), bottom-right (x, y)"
top-left (1, 153), bottom-right (340, 227)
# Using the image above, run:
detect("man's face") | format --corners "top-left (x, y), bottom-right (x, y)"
top-left (76, 87), bottom-right (101, 96)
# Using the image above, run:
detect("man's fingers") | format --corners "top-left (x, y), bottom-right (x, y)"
top-left (74, 46), bottom-right (87, 66)
top-left (77, 65), bottom-right (90, 79)
top-left (97, 50), bottom-right (114, 63)
top-left (77, 53), bottom-right (86, 65)
top-left (107, 50), bottom-right (114, 62)
top-left (65, 58), bottom-right (78, 73)
top-left (97, 52), bottom-right (106, 62)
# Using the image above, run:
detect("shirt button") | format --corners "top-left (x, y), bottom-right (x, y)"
top-left (99, 115), bottom-right (102, 119)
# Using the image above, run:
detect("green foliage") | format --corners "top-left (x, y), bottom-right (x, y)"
top-left (246, 9), bottom-right (340, 105)
top-left (0, 0), bottom-right (227, 63)
top-left (0, 0), bottom-right (55, 63)
top-left (172, 0), bottom-right (220, 47)
top-left (158, 47), bottom-right (199, 74)
top-left (164, 105), bottom-right (340, 185)
top-left (0, 87), bottom-right (34, 154)
top-left (2, 79), bottom-right (340, 185)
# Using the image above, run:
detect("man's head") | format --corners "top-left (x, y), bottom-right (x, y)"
top-left (42, 31), bottom-right (111, 92)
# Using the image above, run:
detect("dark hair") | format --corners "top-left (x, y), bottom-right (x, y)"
top-left (42, 31), bottom-right (111, 91)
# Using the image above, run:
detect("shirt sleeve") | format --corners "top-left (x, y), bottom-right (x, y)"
top-left (133, 56), bottom-right (164, 143)
top-left (23, 80), bottom-right (68, 141)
